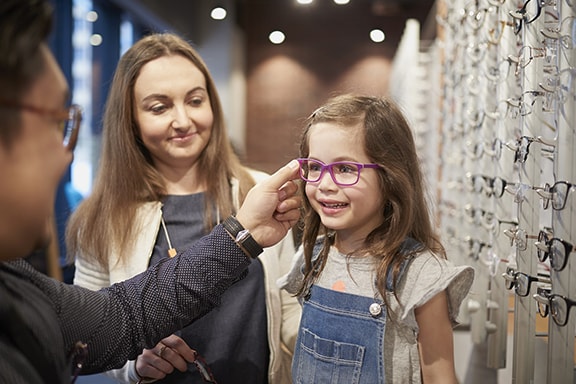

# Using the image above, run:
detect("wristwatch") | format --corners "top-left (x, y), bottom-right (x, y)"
top-left (222, 216), bottom-right (263, 259)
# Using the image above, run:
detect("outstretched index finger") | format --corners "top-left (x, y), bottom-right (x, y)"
top-left (261, 159), bottom-right (300, 191)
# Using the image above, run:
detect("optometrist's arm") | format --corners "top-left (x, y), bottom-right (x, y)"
top-left (32, 160), bottom-right (301, 374)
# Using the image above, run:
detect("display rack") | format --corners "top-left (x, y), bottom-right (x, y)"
top-left (390, 0), bottom-right (576, 382)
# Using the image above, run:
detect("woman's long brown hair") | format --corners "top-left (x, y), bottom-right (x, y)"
top-left (66, 33), bottom-right (253, 267)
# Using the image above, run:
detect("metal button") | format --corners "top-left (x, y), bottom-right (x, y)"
top-left (369, 302), bottom-right (382, 317)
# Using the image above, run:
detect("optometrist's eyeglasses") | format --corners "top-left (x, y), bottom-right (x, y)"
top-left (297, 158), bottom-right (381, 187)
top-left (0, 99), bottom-right (82, 151)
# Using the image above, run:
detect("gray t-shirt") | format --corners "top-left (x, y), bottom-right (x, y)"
top-left (280, 244), bottom-right (475, 383)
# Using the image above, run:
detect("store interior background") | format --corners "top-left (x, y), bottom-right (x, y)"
top-left (44, 0), bottom-right (576, 383)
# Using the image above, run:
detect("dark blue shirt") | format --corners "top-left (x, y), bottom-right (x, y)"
top-left (150, 194), bottom-right (269, 384)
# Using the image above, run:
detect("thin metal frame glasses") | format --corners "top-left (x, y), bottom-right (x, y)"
top-left (297, 158), bottom-right (380, 187)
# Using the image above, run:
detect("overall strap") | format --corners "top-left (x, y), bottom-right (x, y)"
top-left (384, 237), bottom-right (421, 291)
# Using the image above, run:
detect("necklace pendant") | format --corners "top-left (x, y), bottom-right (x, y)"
top-left (369, 302), bottom-right (382, 317)
top-left (168, 248), bottom-right (177, 258)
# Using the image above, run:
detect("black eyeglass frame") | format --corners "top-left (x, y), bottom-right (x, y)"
top-left (502, 269), bottom-right (551, 296)
top-left (549, 293), bottom-right (576, 327)
top-left (535, 233), bottom-right (575, 271)
top-left (539, 181), bottom-right (576, 211)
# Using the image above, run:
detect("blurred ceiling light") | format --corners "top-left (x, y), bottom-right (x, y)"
top-left (269, 30), bottom-right (286, 44)
top-left (89, 34), bottom-right (103, 46)
top-left (370, 29), bottom-right (385, 43)
top-left (210, 6), bottom-right (227, 20)
top-left (86, 11), bottom-right (98, 22)
top-left (334, 0), bottom-right (350, 4)
top-left (297, 0), bottom-right (314, 4)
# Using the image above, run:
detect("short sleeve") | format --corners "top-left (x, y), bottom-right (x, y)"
top-left (391, 252), bottom-right (475, 328)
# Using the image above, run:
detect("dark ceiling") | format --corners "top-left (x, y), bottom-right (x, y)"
top-left (236, 0), bottom-right (437, 46)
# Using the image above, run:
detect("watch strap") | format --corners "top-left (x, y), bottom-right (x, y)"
top-left (222, 216), bottom-right (263, 259)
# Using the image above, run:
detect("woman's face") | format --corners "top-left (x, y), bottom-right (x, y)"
top-left (304, 122), bottom-right (385, 252)
top-left (133, 55), bottom-right (214, 174)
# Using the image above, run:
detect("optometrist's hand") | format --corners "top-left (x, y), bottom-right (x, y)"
top-left (236, 159), bottom-right (301, 248)
top-left (135, 334), bottom-right (196, 381)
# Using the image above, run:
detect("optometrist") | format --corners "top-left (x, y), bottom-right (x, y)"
top-left (0, 1), bottom-right (301, 382)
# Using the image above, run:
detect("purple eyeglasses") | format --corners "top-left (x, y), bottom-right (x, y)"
top-left (297, 158), bottom-right (380, 187)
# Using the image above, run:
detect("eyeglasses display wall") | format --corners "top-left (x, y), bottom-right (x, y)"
top-left (392, 0), bottom-right (576, 382)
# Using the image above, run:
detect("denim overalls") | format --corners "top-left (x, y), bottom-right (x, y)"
top-left (292, 285), bottom-right (386, 383)
top-left (291, 239), bottom-right (417, 384)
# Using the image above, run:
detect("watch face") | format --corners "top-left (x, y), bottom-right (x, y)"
top-left (236, 229), bottom-right (250, 243)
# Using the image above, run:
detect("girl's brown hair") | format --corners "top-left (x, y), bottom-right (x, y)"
top-left (297, 94), bottom-right (445, 303)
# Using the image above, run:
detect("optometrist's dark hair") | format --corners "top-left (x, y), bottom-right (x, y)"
top-left (0, 0), bottom-right (53, 148)
top-left (297, 94), bottom-right (446, 307)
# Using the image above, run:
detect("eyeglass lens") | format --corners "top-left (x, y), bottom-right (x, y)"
top-left (550, 294), bottom-right (576, 327)
top-left (62, 105), bottom-right (82, 151)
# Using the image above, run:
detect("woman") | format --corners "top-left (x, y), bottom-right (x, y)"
top-left (67, 33), bottom-right (300, 384)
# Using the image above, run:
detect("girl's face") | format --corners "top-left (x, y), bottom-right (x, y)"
top-left (133, 55), bottom-right (214, 174)
top-left (305, 122), bottom-right (385, 252)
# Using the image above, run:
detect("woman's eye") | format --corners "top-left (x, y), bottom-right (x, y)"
top-left (150, 104), bottom-right (167, 114)
top-left (188, 96), bottom-right (206, 107)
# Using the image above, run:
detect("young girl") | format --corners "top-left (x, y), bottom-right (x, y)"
top-left (279, 94), bottom-right (474, 383)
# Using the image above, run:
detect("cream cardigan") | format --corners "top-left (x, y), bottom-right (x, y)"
top-left (73, 170), bottom-right (301, 384)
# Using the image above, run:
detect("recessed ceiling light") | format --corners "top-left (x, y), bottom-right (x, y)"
top-left (210, 6), bottom-right (227, 20)
top-left (370, 29), bottom-right (385, 43)
top-left (269, 30), bottom-right (286, 44)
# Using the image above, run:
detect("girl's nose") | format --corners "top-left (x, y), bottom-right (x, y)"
top-left (317, 168), bottom-right (338, 190)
